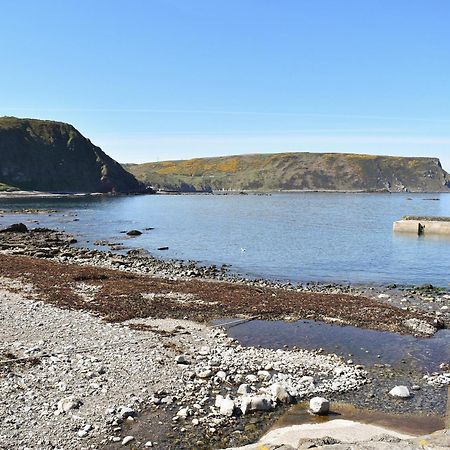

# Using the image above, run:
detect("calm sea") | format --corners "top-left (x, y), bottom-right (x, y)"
top-left (1, 192), bottom-right (450, 287)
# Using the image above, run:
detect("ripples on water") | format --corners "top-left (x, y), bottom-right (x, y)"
top-left (0, 192), bottom-right (449, 286)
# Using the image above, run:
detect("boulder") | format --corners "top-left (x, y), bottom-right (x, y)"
top-left (219, 396), bottom-right (235, 417)
top-left (0, 223), bottom-right (28, 233)
top-left (388, 385), bottom-right (411, 398)
top-left (309, 397), bottom-right (330, 415)
top-left (270, 383), bottom-right (294, 404)
top-left (240, 395), bottom-right (273, 414)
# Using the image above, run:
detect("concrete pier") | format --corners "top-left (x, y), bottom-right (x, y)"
top-left (393, 216), bottom-right (450, 236)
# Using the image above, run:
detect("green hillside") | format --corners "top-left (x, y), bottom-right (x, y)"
top-left (125, 152), bottom-right (450, 193)
top-left (0, 117), bottom-right (146, 194)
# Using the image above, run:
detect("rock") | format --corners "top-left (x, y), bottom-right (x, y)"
top-left (144, 441), bottom-right (153, 447)
top-left (157, 246), bottom-right (169, 251)
top-left (309, 397), bottom-right (330, 415)
top-left (299, 376), bottom-right (314, 386)
top-left (257, 370), bottom-right (272, 381)
top-left (245, 374), bottom-right (258, 383)
top-left (126, 230), bottom-right (142, 236)
top-left (122, 436), bottom-right (135, 445)
top-left (0, 223), bottom-right (28, 233)
top-left (241, 395), bottom-right (273, 414)
top-left (175, 355), bottom-right (190, 365)
top-left (215, 395), bottom-right (225, 408)
top-left (198, 345), bottom-right (211, 356)
top-left (215, 370), bottom-right (227, 381)
top-left (270, 383), bottom-right (294, 404)
top-left (389, 385), bottom-right (411, 398)
top-left (57, 396), bottom-right (81, 414)
top-left (118, 406), bottom-right (137, 419)
top-left (196, 369), bottom-right (213, 379)
top-left (177, 407), bottom-right (190, 418)
top-left (237, 383), bottom-right (252, 395)
top-left (219, 396), bottom-right (235, 417)
top-left (403, 318), bottom-right (436, 335)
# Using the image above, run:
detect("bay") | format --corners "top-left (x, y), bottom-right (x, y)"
top-left (1, 192), bottom-right (450, 286)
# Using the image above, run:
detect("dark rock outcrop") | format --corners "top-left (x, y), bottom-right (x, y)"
top-left (0, 116), bottom-right (147, 194)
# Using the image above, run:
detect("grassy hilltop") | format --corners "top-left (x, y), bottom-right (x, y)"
top-left (124, 152), bottom-right (450, 193)
top-left (0, 117), bottom-right (145, 193)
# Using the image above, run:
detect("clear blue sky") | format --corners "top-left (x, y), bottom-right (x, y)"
top-left (1, 0), bottom-right (450, 168)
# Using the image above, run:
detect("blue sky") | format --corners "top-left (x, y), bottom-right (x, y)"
top-left (1, 0), bottom-right (450, 168)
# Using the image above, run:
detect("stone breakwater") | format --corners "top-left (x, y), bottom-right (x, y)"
top-left (0, 280), bottom-right (366, 450)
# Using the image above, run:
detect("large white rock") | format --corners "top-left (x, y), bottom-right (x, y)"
top-left (309, 397), bottom-right (330, 415)
top-left (389, 385), bottom-right (411, 398)
top-left (240, 395), bottom-right (273, 414)
top-left (219, 396), bottom-right (236, 417)
top-left (270, 383), bottom-right (293, 404)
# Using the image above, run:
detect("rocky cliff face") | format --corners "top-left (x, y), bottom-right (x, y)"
top-left (0, 117), bottom-right (145, 193)
top-left (125, 152), bottom-right (450, 193)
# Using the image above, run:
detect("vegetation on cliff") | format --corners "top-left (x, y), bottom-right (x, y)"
top-left (0, 117), bottom-right (146, 193)
top-left (125, 152), bottom-right (450, 193)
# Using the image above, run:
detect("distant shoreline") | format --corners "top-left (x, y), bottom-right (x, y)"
top-left (0, 190), bottom-right (152, 199)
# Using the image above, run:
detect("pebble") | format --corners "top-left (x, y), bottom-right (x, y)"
top-left (122, 435), bottom-right (135, 445)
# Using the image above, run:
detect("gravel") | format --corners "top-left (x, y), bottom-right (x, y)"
top-left (0, 277), bottom-right (367, 450)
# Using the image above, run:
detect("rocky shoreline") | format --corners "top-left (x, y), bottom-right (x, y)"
top-left (0, 225), bottom-right (449, 449)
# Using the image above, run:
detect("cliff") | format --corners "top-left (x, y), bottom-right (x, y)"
top-left (124, 152), bottom-right (450, 193)
top-left (0, 117), bottom-right (146, 194)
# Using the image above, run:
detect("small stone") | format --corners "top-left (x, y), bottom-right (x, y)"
top-left (122, 436), bottom-right (135, 445)
top-left (198, 346), bottom-right (210, 356)
top-left (175, 355), bottom-right (190, 365)
top-left (57, 396), bottom-right (81, 414)
top-left (196, 369), bottom-right (212, 379)
top-left (177, 407), bottom-right (190, 418)
top-left (237, 384), bottom-right (252, 395)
